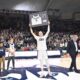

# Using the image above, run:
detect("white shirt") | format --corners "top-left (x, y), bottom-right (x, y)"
top-left (35, 36), bottom-right (47, 50)
top-left (33, 31), bottom-right (49, 50)
top-left (8, 44), bottom-right (15, 56)
top-left (74, 41), bottom-right (78, 52)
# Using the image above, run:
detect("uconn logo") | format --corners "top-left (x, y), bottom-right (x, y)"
top-left (0, 66), bottom-right (70, 80)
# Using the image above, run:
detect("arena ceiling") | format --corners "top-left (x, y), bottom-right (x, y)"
top-left (0, 0), bottom-right (80, 19)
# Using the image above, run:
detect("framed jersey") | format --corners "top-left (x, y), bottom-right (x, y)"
top-left (29, 11), bottom-right (48, 27)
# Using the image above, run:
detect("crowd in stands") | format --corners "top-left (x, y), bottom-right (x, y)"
top-left (1, 27), bottom-right (80, 52)
top-left (0, 12), bottom-right (80, 52)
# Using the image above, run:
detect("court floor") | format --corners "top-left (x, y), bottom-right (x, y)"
top-left (0, 55), bottom-right (80, 80)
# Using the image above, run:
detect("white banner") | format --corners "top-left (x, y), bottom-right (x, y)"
top-left (5, 50), bottom-right (60, 57)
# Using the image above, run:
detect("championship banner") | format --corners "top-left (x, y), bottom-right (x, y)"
top-left (29, 11), bottom-right (48, 27)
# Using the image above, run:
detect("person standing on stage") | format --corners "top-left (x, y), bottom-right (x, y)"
top-left (67, 34), bottom-right (80, 73)
top-left (7, 38), bottom-right (16, 70)
top-left (30, 21), bottom-right (51, 77)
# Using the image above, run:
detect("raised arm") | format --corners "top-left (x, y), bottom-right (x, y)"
top-left (45, 21), bottom-right (50, 37)
top-left (29, 24), bottom-right (38, 39)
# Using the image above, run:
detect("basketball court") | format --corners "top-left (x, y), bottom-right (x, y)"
top-left (0, 53), bottom-right (80, 80)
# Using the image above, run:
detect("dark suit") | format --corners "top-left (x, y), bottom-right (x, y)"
top-left (67, 40), bottom-right (78, 71)
top-left (77, 39), bottom-right (80, 49)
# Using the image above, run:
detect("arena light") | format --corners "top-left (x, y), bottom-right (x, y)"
top-left (12, 2), bottom-right (33, 11)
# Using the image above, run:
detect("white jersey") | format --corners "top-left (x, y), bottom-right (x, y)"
top-left (9, 44), bottom-right (15, 52)
top-left (31, 25), bottom-right (50, 50)
top-left (8, 43), bottom-right (15, 56)
top-left (36, 36), bottom-right (47, 50)
top-left (31, 15), bottom-right (42, 25)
